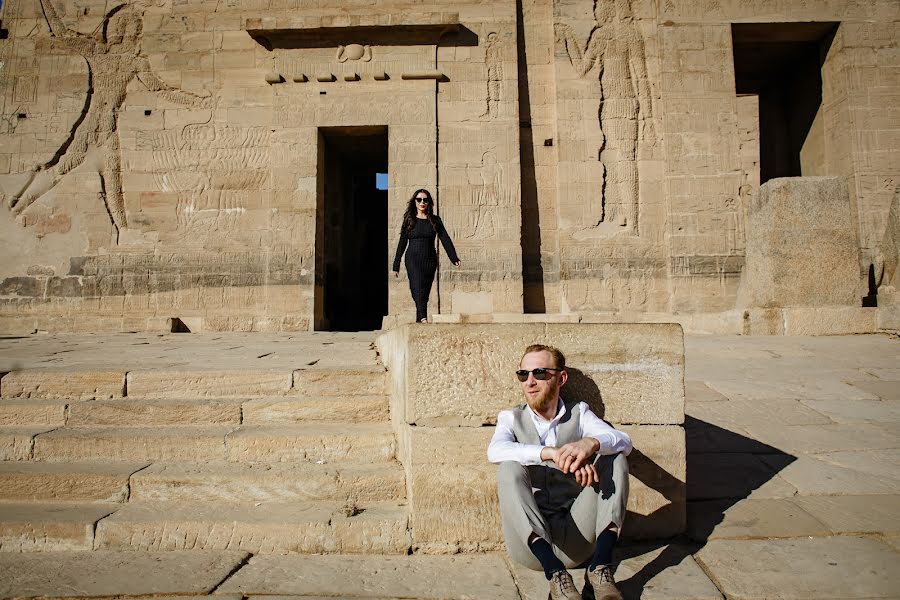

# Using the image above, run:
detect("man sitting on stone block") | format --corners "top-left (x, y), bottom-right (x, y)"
top-left (488, 344), bottom-right (632, 600)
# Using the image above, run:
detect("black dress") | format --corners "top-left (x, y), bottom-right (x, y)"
top-left (392, 216), bottom-right (459, 321)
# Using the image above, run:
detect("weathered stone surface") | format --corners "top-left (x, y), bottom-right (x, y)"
top-left (0, 503), bottom-right (117, 551)
top-left (1, 370), bottom-right (125, 399)
top-left (218, 554), bottom-right (520, 599)
top-left (242, 395), bottom-right (389, 424)
top-left (130, 461), bottom-right (405, 503)
top-left (741, 177), bottom-right (862, 309)
top-left (782, 307), bottom-right (878, 335)
top-left (695, 537), bottom-right (900, 599)
top-left (33, 426), bottom-right (233, 462)
top-left (95, 501), bottom-right (409, 554)
top-left (790, 494), bottom-right (900, 535)
top-left (378, 324), bottom-right (684, 427)
top-left (127, 370), bottom-right (293, 398)
top-left (225, 424), bottom-right (395, 463)
top-left (0, 398), bottom-right (67, 426)
top-left (67, 398), bottom-right (244, 426)
top-left (0, 550), bottom-right (249, 597)
top-left (0, 461), bottom-right (144, 502)
top-left (687, 498), bottom-right (830, 541)
top-left (741, 422), bottom-right (898, 455)
top-left (0, 426), bottom-right (52, 460)
top-left (292, 367), bottom-right (387, 397)
top-left (764, 454), bottom-right (900, 495)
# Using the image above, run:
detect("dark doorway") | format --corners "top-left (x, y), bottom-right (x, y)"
top-left (732, 22), bottom-right (838, 184)
top-left (315, 126), bottom-right (388, 331)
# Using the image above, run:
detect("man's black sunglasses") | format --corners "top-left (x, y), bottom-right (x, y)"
top-left (515, 368), bottom-right (563, 382)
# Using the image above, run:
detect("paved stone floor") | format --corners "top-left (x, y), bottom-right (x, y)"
top-left (1, 331), bottom-right (898, 599)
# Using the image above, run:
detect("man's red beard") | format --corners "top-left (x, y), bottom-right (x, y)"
top-left (525, 380), bottom-right (559, 412)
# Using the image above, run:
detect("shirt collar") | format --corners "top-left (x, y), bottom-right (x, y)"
top-left (528, 397), bottom-right (566, 426)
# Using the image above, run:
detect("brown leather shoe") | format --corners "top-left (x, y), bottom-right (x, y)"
top-left (583, 565), bottom-right (623, 600)
top-left (548, 569), bottom-right (581, 600)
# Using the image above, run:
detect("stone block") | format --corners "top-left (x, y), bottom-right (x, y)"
top-left (0, 550), bottom-right (250, 597)
top-left (241, 395), bottom-right (389, 424)
top-left (127, 370), bottom-right (292, 398)
top-left (377, 324), bottom-right (684, 427)
top-left (217, 554), bottom-right (520, 599)
top-left (0, 503), bottom-right (117, 551)
top-left (782, 306), bottom-right (878, 335)
top-left (130, 461), bottom-right (405, 503)
top-left (0, 461), bottom-right (144, 502)
top-left (292, 367), bottom-right (388, 396)
top-left (1, 370), bottom-right (125, 399)
top-left (33, 426), bottom-right (232, 462)
top-left (695, 537), bottom-right (900, 600)
top-left (0, 426), bottom-right (50, 460)
top-left (0, 399), bottom-right (66, 426)
top-left (66, 398), bottom-right (243, 426)
top-left (741, 177), bottom-right (863, 309)
top-left (225, 423), bottom-right (395, 464)
top-left (95, 501), bottom-right (409, 554)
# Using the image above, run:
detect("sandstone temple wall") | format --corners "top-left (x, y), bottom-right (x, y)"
top-left (0, 0), bottom-right (897, 332)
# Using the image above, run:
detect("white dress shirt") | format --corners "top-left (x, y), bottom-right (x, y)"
top-left (487, 398), bottom-right (632, 465)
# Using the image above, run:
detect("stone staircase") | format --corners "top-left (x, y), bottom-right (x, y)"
top-left (0, 343), bottom-right (410, 555)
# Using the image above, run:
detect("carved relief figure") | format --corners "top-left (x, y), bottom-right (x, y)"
top-left (467, 151), bottom-right (502, 238)
top-left (336, 44), bottom-right (372, 62)
top-left (483, 32), bottom-right (502, 119)
top-left (3, 0), bottom-right (210, 234)
top-left (556, 0), bottom-right (656, 233)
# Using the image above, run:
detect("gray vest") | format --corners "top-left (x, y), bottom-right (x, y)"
top-left (511, 399), bottom-right (583, 450)
top-left (510, 399), bottom-right (584, 512)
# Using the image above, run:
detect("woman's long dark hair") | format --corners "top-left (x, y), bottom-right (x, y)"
top-left (402, 188), bottom-right (437, 233)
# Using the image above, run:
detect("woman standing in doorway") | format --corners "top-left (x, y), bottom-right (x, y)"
top-left (392, 189), bottom-right (461, 323)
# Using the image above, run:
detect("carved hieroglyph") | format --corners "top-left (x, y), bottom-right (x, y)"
top-left (556, 0), bottom-right (656, 233)
top-left (483, 32), bottom-right (502, 119)
top-left (3, 0), bottom-right (209, 234)
top-left (142, 125), bottom-right (272, 235)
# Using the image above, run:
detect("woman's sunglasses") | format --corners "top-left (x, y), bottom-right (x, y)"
top-left (515, 368), bottom-right (563, 382)
top-left (415, 197), bottom-right (431, 203)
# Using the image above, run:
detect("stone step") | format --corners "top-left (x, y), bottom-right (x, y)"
top-left (225, 423), bottom-right (397, 464)
top-left (292, 366), bottom-right (388, 397)
top-left (0, 398), bottom-right (67, 427)
top-left (32, 426), bottom-right (236, 462)
top-left (67, 398), bottom-right (243, 427)
top-left (0, 426), bottom-right (56, 460)
top-left (130, 461), bottom-right (406, 503)
top-left (242, 395), bottom-right (389, 424)
top-left (1, 371), bottom-right (125, 400)
top-left (94, 501), bottom-right (411, 554)
top-left (127, 370), bottom-right (294, 399)
top-left (0, 502), bottom-right (118, 551)
top-left (0, 461), bottom-right (147, 502)
top-left (30, 423), bottom-right (397, 464)
top-left (0, 550), bottom-right (249, 597)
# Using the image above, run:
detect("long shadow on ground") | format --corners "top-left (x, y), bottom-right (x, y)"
top-left (616, 415), bottom-right (796, 599)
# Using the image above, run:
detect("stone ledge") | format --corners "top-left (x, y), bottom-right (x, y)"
top-left (378, 323), bottom-right (684, 427)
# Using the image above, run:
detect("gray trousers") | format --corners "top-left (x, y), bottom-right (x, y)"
top-left (497, 453), bottom-right (629, 570)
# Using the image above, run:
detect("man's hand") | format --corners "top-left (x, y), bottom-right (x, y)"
top-left (573, 463), bottom-right (598, 488)
top-left (546, 437), bottom-right (600, 473)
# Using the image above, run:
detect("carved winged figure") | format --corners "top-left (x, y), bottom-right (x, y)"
top-left (4, 0), bottom-right (210, 234)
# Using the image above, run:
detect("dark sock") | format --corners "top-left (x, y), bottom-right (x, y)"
top-left (589, 529), bottom-right (617, 572)
top-left (529, 537), bottom-right (566, 580)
